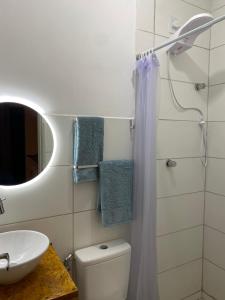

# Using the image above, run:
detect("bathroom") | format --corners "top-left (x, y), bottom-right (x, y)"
top-left (0, 0), bottom-right (225, 299)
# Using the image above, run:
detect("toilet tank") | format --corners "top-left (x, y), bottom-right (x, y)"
top-left (75, 239), bottom-right (131, 300)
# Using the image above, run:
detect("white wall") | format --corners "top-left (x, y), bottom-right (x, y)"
top-left (203, 1), bottom-right (225, 300)
top-left (136, 0), bottom-right (210, 299)
top-left (0, 0), bottom-right (135, 261)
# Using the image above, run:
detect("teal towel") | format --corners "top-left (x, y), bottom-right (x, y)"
top-left (98, 160), bottom-right (133, 227)
top-left (73, 117), bottom-right (104, 183)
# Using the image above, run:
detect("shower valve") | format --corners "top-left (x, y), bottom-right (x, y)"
top-left (166, 159), bottom-right (177, 167)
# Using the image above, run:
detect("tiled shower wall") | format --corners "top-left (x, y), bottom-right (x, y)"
top-left (136, 0), bottom-right (211, 299)
top-left (203, 1), bottom-right (225, 299)
top-left (0, 0), bottom-right (135, 261)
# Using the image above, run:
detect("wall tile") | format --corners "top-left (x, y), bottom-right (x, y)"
top-left (46, 115), bottom-right (73, 166)
top-left (205, 192), bottom-right (225, 233)
top-left (136, 0), bottom-right (154, 32)
top-left (208, 84), bottom-right (225, 121)
top-left (202, 292), bottom-right (215, 300)
top-left (208, 122), bottom-right (225, 158)
top-left (159, 79), bottom-right (207, 121)
top-left (157, 120), bottom-right (202, 159)
top-left (157, 192), bottom-right (204, 236)
top-left (212, 0), bottom-right (225, 11)
top-left (182, 0), bottom-right (212, 11)
top-left (156, 35), bottom-right (209, 83)
top-left (0, 214), bottom-right (73, 259)
top-left (103, 118), bottom-right (133, 160)
top-left (158, 259), bottom-right (202, 300)
top-left (206, 158), bottom-right (225, 196)
top-left (136, 30), bottom-right (154, 53)
top-left (0, 166), bottom-right (73, 225)
top-left (157, 226), bottom-right (203, 272)
top-left (74, 210), bottom-right (129, 249)
top-left (185, 291), bottom-right (202, 300)
top-left (157, 158), bottom-right (205, 197)
top-left (203, 260), bottom-right (225, 300)
top-left (155, 0), bottom-right (210, 49)
top-left (211, 6), bottom-right (225, 49)
top-left (0, 0), bottom-right (135, 117)
top-left (210, 45), bottom-right (225, 85)
top-left (204, 226), bottom-right (225, 270)
top-left (74, 182), bottom-right (98, 212)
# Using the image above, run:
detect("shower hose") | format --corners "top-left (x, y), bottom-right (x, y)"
top-left (167, 52), bottom-right (207, 167)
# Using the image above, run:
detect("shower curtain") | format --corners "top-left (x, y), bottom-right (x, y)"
top-left (128, 53), bottom-right (160, 300)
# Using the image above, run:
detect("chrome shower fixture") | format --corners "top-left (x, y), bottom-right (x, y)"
top-left (195, 83), bottom-right (206, 91)
top-left (167, 13), bottom-right (214, 55)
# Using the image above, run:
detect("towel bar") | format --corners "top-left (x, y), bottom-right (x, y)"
top-left (74, 165), bottom-right (98, 169)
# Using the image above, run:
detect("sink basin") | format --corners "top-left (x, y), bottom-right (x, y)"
top-left (0, 230), bottom-right (49, 285)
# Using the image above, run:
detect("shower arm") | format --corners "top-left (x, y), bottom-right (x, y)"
top-left (136, 14), bottom-right (225, 59)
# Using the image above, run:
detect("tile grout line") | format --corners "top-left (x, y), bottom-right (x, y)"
top-left (201, 21), bottom-right (211, 294)
top-left (0, 212), bottom-right (73, 228)
top-left (156, 224), bottom-right (203, 238)
top-left (157, 258), bottom-right (202, 275)
top-left (181, 0), bottom-right (211, 13)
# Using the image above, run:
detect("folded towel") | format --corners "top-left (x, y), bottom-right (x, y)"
top-left (98, 160), bottom-right (133, 227)
top-left (73, 167), bottom-right (98, 183)
top-left (73, 117), bottom-right (104, 183)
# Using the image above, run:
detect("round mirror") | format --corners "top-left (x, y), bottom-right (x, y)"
top-left (0, 102), bottom-right (54, 186)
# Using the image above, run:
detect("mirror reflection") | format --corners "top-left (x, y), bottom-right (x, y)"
top-left (0, 102), bottom-right (53, 186)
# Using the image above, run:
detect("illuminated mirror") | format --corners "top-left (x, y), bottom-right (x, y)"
top-left (0, 102), bottom-right (54, 186)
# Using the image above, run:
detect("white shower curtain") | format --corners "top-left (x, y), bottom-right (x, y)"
top-left (128, 53), bottom-right (160, 300)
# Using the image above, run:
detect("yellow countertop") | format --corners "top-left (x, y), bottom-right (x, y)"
top-left (0, 245), bottom-right (78, 300)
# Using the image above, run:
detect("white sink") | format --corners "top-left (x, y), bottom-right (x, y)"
top-left (0, 230), bottom-right (49, 285)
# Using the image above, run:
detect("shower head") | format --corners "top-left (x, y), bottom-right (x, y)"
top-left (167, 13), bottom-right (214, 55)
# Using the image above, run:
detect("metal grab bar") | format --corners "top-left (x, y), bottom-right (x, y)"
top-left (0, 253), bottom-right (10, 271)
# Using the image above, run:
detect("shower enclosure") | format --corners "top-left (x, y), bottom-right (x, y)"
top-left (136, 0), bottom-right (225, 299)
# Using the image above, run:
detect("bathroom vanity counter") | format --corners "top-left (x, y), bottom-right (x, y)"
top-left (0, 245), bottom-right (78, 300)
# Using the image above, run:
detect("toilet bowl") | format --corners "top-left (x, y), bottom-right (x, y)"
top-left (75, 239), bottom-right (131, 300)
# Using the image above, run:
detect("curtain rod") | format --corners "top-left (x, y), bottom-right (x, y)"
top-left (136, 14), bottom-right (225, 60)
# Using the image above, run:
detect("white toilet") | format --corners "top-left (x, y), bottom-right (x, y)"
top-left (75, 239), bottom-right (131, 300)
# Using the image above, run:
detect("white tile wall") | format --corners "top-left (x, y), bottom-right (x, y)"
top-left (0, 0), bottom-right (135, 117)
top-left (156, 35), bottom-right (209, 83)
top-left (46, 115), bottom-right (73, 166)
top-left (208, 122), bottom-right (225, 157)
top-left (136, 0), bottom-right (155, 32)
top-left (74, 182), bottom-right (98, 213)
top-left (205, 192), bottom-right (225, 233)
top-left (211, 6), bottom-right (225, 49)
top-left (103, 118), bottom-right (133, 160)
top-left (204, 226), bottom-right (225, 269)
top-left (158, 259), bottom-right (202, 300)
top-left (157, 158), bottom-right (205, 197)
top-left (210, 45), bottom-right (225, 85)
top-left (136, 30), bottom-right (154, 53)
top-left (208, 84), bottom-right (225, 121)
top-left (157, 192), bottom-right (204, 236)
top-left (159, 79), bottom-right (207, 121)
top-left (211, 0), bottom-right (225, 11)
top-left (157, 226), bottom-right (203, 272)
top-left (182, 0), bottom-right (212, 11)
top-left (206, 158), bottom-right (225, 196)
top-left (157, 120), bottom-right (203, 158)
top-left (74, 210), bottom-right (129, 250)
top-left (0, 166), bottom-right (73, 225)
top-left (203, 260), bottom-right (225, 300)
top-left (202, 292), bottom-right (215, 300)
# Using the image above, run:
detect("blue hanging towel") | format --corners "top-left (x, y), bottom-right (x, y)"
top-left (73, 117), bottom-right (104, 183)
top-left (98, 160), bottom-right (133, 227)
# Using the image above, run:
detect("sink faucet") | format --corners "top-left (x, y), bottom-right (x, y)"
top-left (0, 197), bottom-right (6, 215)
